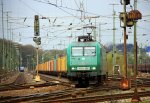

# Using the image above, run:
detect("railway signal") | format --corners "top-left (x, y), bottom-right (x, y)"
top-left (131, 0), bottom-right (142, 102)
top-left (33, 15), bottom-right (41, 82)
top-left (119, 0), bottom-right (142, 91)
top-left (120, 10), bottom-right (142, 27)
top-left (119, 0), bottom-right (142, 101)
top-left (34, 15), bottom-right (40, 36)
top-left (119, 0), bottom-right (129, 90)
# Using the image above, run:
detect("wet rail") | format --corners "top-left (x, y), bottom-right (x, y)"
top-left (0, 84), bottom-right (127, 103)
top-left (0, 73), bottom-right (26, 91)
top-left (38, 73), bottom-right (72, 87)
top-left (108, 76), bottom-right (150, 87)
top-left (47, 91), bottom-right (150, 103)
top-left (0, 87), bottom-right (75, 103)
top-left (2, 87), bottom-right (148, 103)
top-left (0, 73), bottom-right (60, 92)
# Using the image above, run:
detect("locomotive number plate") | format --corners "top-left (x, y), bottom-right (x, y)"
top-left (77, 67), bottom-right (90, 70)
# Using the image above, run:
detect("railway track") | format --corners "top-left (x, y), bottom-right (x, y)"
top-left (108, 76), bottom-right (150, 87)
top-left (0, 73), bottom-right (60, 92)
top-left (0, 80), bottom-right (149, 103)
top-left (0, 73), bottom-right (150, 103)
top-left (2, 87), bottom-right (148, 103)
top-left (47, 91), bottom-right (150, 103)
top-left (131, 77), bottom-right (150, 88)
top-left (0, 84), bottom-right (130, 103)
top-left (0, 73), bottom-right (27, 91)
top-left (0, 82), bottom-right (61, 92)
top-left (26, 86), bottom-right (116, 103)
top-left (0, 87), bottom-right (75, 103)
top-left (39, 74), bottom-right (72, 87)
top-left (39, 73), bottom-right (150, 88)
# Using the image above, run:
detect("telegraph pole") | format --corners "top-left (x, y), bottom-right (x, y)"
top-left (6, 12), bottom-right (9, 71)
top-left (134, 0), bottom-right (137, 80)
top-left (94, 18), bottom-right (97, 41)
top-left (131, 0), bottom-right (141, 102)
top-left (19, 33), bottom-right (21, 72)
top-left (11, 28), bottom-right (14, 71)
top-left (98, 22), bottom-right (107, 42)
top-left (134, 0), bottom-right (137, 83)
top-left (6, 11), bottom-right (11, 71)
top-left (110, 4), bottom-right (118, 73)
top-left (99, 23), bottom-right (101, 42)
top-left (123, 0), bottom-right (127, 79)
top-left (113, 4), bottom-right (116, 67)
top-left (1, 0), bottom-right (5, 72)
top-left (113, 4), bottom-right (116, 66)
top-left (9, 22), bottom-right (12, 72)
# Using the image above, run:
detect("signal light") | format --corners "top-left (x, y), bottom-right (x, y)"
top-left (37, 40), bottom-right (41, 45)
top-left (33, 36), bottom-right (37, 42)
top-left (120, 78), bottom-right (131, 90)
top-left (120, 0), bottom-right (130, 5)
top-left (127, 10), bottom-right (142, 21)
top-left (33, 36), bottom-right (41, 45)
top-left (126, 0), bottom-right (130, 5)
top-left (34, 15), bottom-right (40, 36)
top-left (35, 15), bottom-right (39, 20)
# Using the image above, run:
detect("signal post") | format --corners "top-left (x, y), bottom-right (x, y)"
top-left (119, 0), bottom-right (142, 102)
top-left (131, 0), bottom-right (142, 102)
top-left (119, 0), bottom-right (130, 90)
top-left (33, 15), bottom-right (41, 82)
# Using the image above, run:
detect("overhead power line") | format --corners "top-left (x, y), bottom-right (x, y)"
top-left (18, 0), bottom-right (43, 16)
top-left (32, 0), bottom-right (112, 20)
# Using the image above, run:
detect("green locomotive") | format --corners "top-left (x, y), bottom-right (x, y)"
top-left (67, 35), bottom-right (107, 86)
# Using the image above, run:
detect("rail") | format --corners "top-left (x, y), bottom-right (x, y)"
top-left (48, 91), bottom-right (150, 103)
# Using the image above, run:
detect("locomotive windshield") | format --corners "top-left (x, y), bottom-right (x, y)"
top-left (72, 46), bottom-right (96, 56)
top-left (72, 47), bottom-right (83, 56)
top-left (84, 47), bottom-right (96, 56)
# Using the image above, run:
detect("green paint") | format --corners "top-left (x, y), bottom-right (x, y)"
top-left (67, 41), bottom-right (106, 76)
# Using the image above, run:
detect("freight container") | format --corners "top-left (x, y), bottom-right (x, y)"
top-left (56, 57), bottom-right (61, 72)
top-left (48, 61), bottom-right (50, 71)
top-left (51, 60), bottom-right (54, 72)
top-left (49, 61), bottom-right (51, 72)
top-left (54, 58), bottom-right (57, 72)
top-left (46, 62), bottom-right (48, 71)
top-left (44, 62), bottom-right (46, 71)
top-left (61, 56), bottom-right (67, 72)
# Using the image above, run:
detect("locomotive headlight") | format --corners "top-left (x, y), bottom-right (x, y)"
top-left (92, 67), bottom-right (96, 70)
top-left (72, 67), bottom-right (75, 70)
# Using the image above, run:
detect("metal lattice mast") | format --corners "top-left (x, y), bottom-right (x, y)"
top-left (6, 11), bottom-right (11, 71)
top-left (110, 4), bottom-right (118, 68)
top-left (131, 0), bottom-right (141, 102)
top-left (1, 0), bottom-right (5, 71)
top-left (6, 12), bottom-right (9, 71)
top-left (113, 5), bottom-right (116, 66)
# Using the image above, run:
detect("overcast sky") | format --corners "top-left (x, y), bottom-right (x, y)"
top-left (0, 0), bottom-right (150, 50)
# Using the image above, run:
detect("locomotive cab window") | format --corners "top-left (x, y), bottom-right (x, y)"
top-left (72, 47), bottom-right (83, 56)
top-left (84, 47), bottom-right (96, 56)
